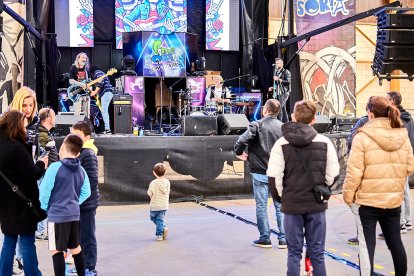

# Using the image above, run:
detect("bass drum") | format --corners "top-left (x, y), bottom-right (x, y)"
top-left (189, 111), bottom-right (207, 116)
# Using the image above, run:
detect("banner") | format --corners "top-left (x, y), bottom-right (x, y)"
top-left (295, 0), bottom-right (356, 117)
top-left (0, 1), bottom-right (26, 113)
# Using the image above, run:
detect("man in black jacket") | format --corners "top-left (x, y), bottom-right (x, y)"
top-left (71, 121), bottom-right (100, 276)
top-left (268, 58), bottom-right (291, 123)
top-left (234, 99), bottom-right (286, 249)
top-left (267, 100), bottom-right (339, 275)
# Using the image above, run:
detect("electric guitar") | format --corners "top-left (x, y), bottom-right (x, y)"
top-left (67, 68), bottom-right (117, 102)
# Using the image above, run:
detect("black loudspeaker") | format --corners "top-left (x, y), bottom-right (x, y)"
top-left (181, 115), bottom-right (217, 136)
top-left (335, 117), bottom-right (360, 132)
top-left (312, 115), bottom-right (331, 134)
top-left (55, 114), bottom-right (89, 136)
top-left (113, 94), bottom-right (132, 134)
top-left (373, 12), bottom-right (414, 78)
top-left (218, 114), bottom-right (249, 135)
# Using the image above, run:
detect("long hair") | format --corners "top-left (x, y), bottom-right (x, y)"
top-left (10, 86), bottom-right (38, 123)
top-left (73, 52), bottom-right (90, 71)
top-left (366, 96), bottom-right (402, 128)
top-left (0, 110), bottom-right (27, 143)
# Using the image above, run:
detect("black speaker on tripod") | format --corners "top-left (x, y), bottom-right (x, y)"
top-left (372, 11), bottom-right (414, 79)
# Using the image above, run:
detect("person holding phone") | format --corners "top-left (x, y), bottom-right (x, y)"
top-left (0, 110), bottom-right (48, 276)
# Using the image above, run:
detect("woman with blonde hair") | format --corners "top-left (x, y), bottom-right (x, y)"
top-left (10, 86), bottom-right (38, 126)
top-left (343, 96), bottom-right (414, 276)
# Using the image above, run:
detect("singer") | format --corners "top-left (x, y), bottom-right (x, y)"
top-left (69, 52), bottom-right (92, 117)
top-left (268, 58), bottom-right (291, 122)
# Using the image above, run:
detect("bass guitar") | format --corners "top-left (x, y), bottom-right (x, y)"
top-left (67, 68), bottom-right (117, 102)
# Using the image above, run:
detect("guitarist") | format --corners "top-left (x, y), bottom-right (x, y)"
top-left (90, 65), bottom-right (114, 134)
top-left (69, 52), bottom-right (92, 118)
top-left (268, 58), bottom-right (291, 123)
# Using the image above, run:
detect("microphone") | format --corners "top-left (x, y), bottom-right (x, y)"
top-left (272, 64), bottom-right (276, 67)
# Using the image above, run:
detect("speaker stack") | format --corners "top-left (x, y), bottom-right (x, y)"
top-left (217, 114), bottom-right (249, 135)
top-left (372, 10), bottom-right (414, 80)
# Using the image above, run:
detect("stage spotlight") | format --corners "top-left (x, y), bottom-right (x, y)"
top-left (122, 55), bottom-right (135, 71)
top-left (121, 55), bottom-right (137, 76)
top-left (195, 57), bottom-right (206, 71)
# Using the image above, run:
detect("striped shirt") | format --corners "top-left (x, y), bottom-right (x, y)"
top-left (147, 178), bottom-right (171, 211)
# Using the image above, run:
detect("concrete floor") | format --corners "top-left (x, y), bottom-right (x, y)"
top-left (2, 192), bottom-right (414, 276)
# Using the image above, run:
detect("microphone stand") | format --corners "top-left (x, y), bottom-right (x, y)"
top-left (158, 62), bottom-right (164, 134)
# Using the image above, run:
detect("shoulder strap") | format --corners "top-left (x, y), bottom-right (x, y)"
top-left (0, 170), bottom-right (34, 208)
top-left (295, 147), bottom-right (317, 187)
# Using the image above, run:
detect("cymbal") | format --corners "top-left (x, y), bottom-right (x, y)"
top-left (173, 89), bottom-right (186, 93)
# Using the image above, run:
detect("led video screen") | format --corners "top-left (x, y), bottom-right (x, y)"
top-left (206, 0), bottom-right (239, 51)
top-left (115, 0), bottom-right (188, 49)
top-left (55, 0), bottom-right (94, 47)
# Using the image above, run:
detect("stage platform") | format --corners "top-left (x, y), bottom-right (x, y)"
top-left (6, 195), bottom-right (412, 275)
top-left (56, 132), bottom-right (349, 205)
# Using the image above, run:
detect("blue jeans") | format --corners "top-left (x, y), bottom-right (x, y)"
top-left (285, 211), bottom-right (326, 276)
top-left (0, 234), bottom-right (42, 276)
top-left (150, 210), bottom-right (166, 236)
top-left (252, 176), bottom-right (286, 242)
top-left (101, 92), bottom-right (113, 130)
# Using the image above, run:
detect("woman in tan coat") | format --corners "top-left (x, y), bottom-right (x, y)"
top-left (343, 96), bottom-right (414, 276)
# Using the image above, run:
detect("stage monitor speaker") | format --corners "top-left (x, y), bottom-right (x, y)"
top-left (313, 115), bottom-right (331, 134)
top-left (181, 115), bottom-right (217, 136)
top-left (113, 94), bottom-right (132, 134)
top-left (373, 12), bottom-right (414, 77)
top-left (218, 114), bottom-right (249, 135)
top-left (55, 114), bottom-right (89, 136)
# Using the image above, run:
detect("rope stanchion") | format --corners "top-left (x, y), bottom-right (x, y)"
top-left (189, 197), bottom-right (384, 276)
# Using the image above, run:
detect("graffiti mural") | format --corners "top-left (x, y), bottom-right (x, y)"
top-left (295, 0), bottom-right (356, 117)
top-left (0, 0), bottom-right (26, 114)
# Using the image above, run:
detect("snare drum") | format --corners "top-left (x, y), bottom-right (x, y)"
top-left (205, 101), bottom-right (217, 115)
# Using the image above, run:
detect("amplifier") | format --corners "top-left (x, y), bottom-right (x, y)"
top-left (113, 94), bottom-right (132, 134)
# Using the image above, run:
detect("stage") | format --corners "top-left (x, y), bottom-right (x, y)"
top-left (56, 132), bottom-right (349, 205)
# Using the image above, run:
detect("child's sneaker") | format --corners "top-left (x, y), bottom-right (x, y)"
top-left (156, 235), bottom-right (163, 241)
top-left (406, 222), bottom-right (413, 230)
top-left (163, 227), bottom-right (169, 240)
top-left (401, 224), bottom-right (407, 234)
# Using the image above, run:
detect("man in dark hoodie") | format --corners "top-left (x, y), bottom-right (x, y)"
top-left (71, 121), bottom-right (100, 276)
top-left (39, 134), bottom-right (91, 276)
top-left (267, 100), bottom-right (339, 276)
top-left (234, 99), bottom-right (287, 249)
top-left (387, 91), bottom-right (413, 233)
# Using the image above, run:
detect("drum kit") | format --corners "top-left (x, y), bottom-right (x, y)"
top-left (171, 88), bottom-right (253, 118)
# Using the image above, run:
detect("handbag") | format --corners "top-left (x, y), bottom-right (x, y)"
top-left (0, 170), bottom-right (47, 222)
top-left (295, 148), bottom-right (331, 203)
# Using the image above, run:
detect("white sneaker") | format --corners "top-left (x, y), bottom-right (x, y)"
top-left (406, 222), bottom-right (413, 230)
top-left (156, 235), bottom-right (163, 241)
top-left (401, 224), bottom-right (407, 234)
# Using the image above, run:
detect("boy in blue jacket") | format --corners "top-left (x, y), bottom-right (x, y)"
top-left (71, 121), bottom-right (100, 276)
top-left (39, 134), bottom-right (91, 276)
